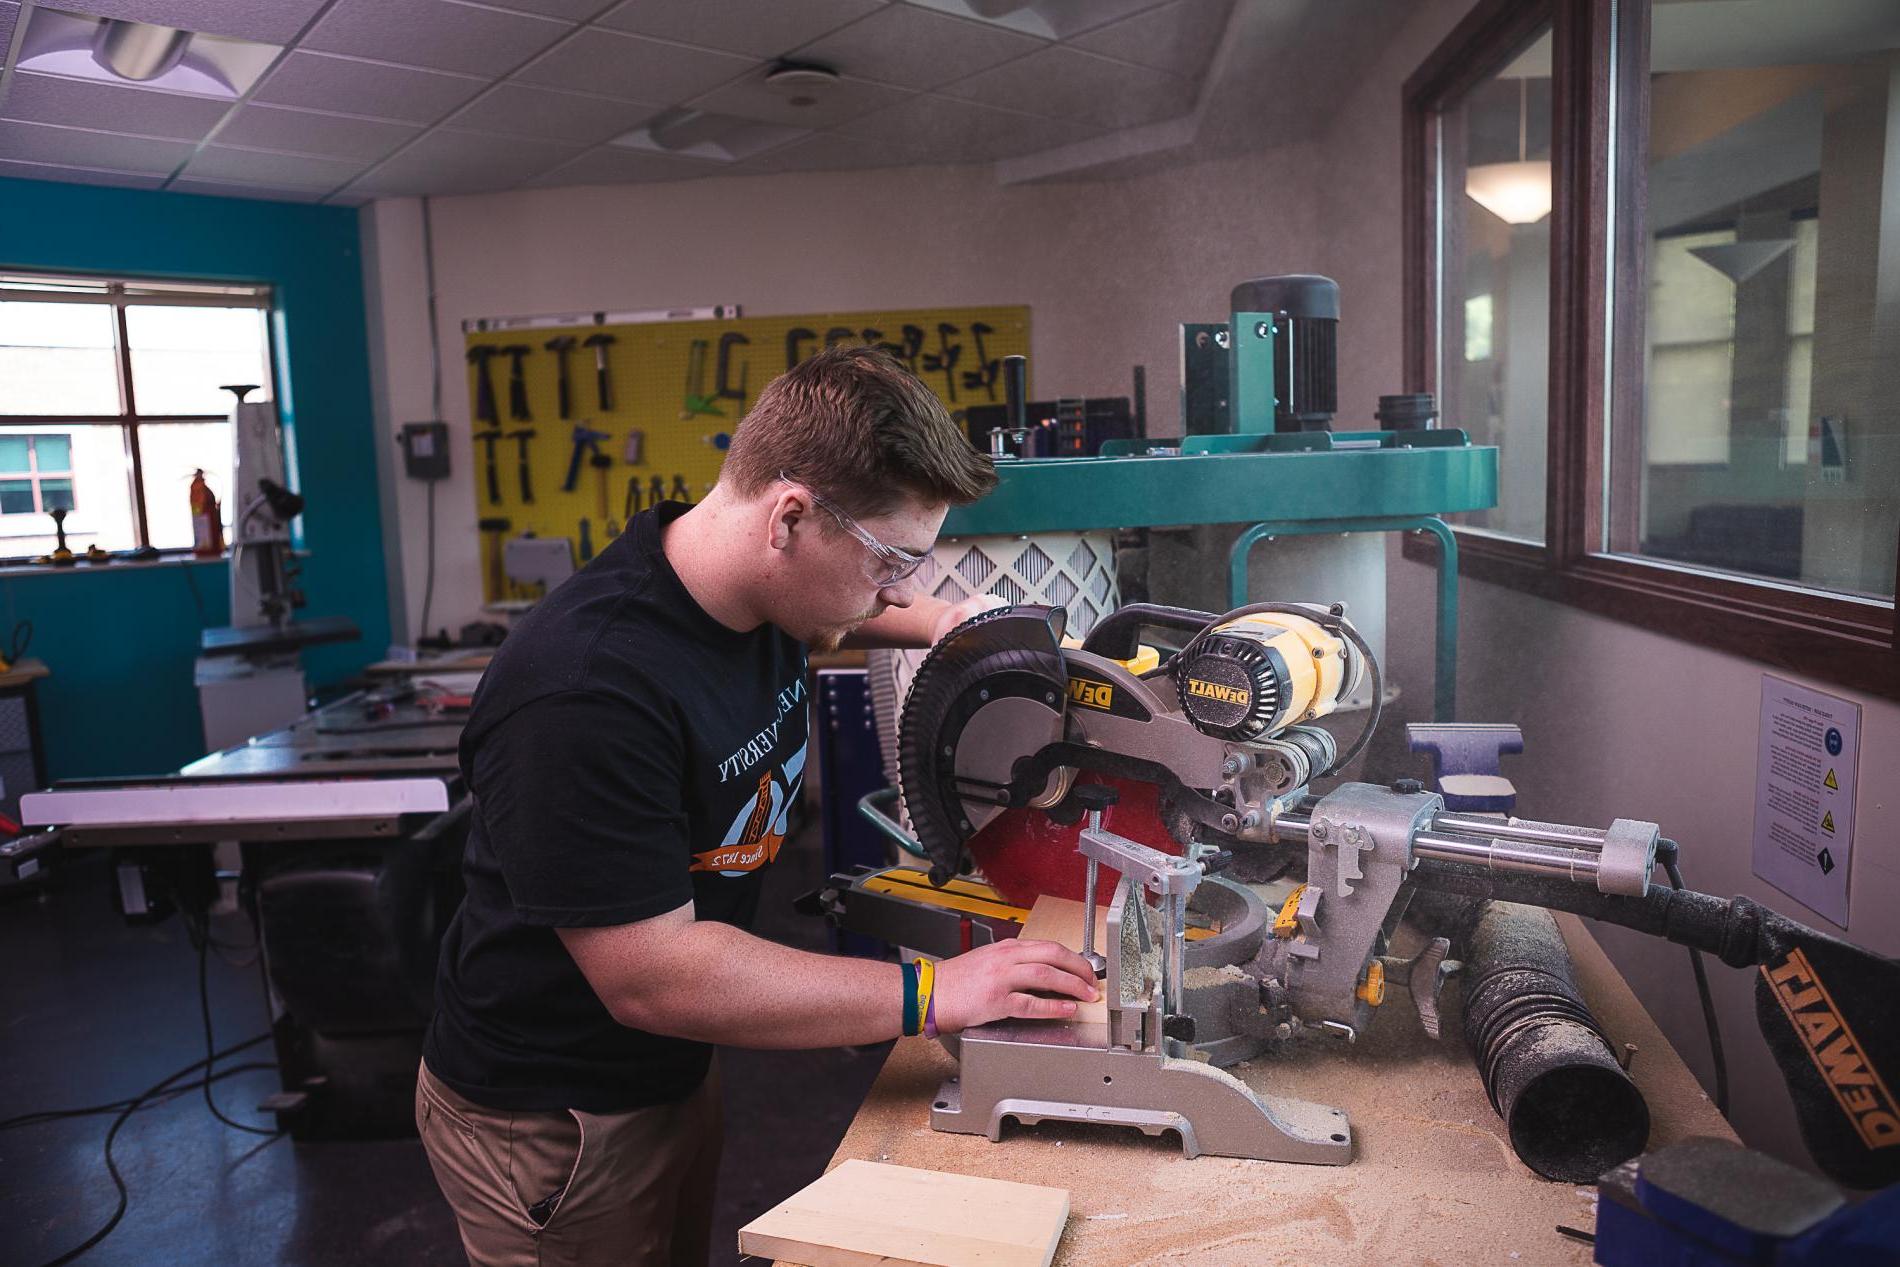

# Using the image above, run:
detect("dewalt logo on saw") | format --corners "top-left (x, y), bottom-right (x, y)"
top-left (1763, 948), bottom-right (1900, 1150)
top-left (1068, 679), bottom-right (1115, 710)
top-left (1186, 678), bottom-right (1252, 707)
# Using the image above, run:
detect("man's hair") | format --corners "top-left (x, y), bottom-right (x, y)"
top-left (719, 345), bottom-right (997, 517)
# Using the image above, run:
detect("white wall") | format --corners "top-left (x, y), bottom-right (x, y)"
top-left (364, 146), bottom-right (1328, 639)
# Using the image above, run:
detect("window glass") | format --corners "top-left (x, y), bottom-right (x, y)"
top-left (138, 422), bottom-right (237, 550)
top-left (125, 305), bottom-right (272, 416)
top-left (0, 427), bottom-right (136, 557)
top-left (0, 301), bottom-right (121, 416)
top-left (1439, 26), bottom-right (1552, 542)
top-left (1613, 7), bottom-right (1898, 598)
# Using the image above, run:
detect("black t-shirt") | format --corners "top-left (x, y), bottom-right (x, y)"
top-left (423, 502), bottom-right (809, 1112)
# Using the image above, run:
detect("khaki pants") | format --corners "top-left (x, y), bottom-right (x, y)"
top-left (416, 1058), bottom-right (722, 1267)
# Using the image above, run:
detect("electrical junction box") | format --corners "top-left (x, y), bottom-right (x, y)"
top-left (399, 421), bottom-right (451, 481)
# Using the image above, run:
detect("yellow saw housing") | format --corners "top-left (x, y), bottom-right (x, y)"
top-left (1175, 610), bottom-right (1363, 742)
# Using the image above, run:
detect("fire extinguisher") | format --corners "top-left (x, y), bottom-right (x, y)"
top-left (189, 469), bottom-right (225, 558)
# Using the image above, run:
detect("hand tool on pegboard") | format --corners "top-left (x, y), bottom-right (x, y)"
top-left (478, 516), bottom-right (510, 601)
top-left (563, 423), bottom-right (610, 493)
top-left (785, 327), bottom-right (817, 370)
top-left (544, 335), bottom-right (577, 420)
top-left (681, 339), bottom-right (722, 419)
top-left (503, 345), bottom-right (533, 420)
top-left (591, 450), bottom-right (613, 520)
top-left (584, 333), bottom-right (616, 411)
top-left (623, 475), bottom-right (642, 522)
top-left (474, 427), bottom-right (503, 504)
top-left (506, 427), bottom-right (537, 502)
top-left (670, 474), bottom-right (693, 504)
top-left (467, 345), bottom-right (500, 425)
top-left (624, 429), bottom-right (644, 465)
top-left (578, 517), bottom-right (594, 562)
top-left (715, 331), bottom-right (750, 413)
top-left (648, 473), bottom-right (666, 508)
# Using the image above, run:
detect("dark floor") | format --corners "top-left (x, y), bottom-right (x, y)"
top-left (0, 826), bottom-right (888, 1267)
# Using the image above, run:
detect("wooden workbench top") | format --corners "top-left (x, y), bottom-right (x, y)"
top-left (812, 915), bottom-right (1734, 1267)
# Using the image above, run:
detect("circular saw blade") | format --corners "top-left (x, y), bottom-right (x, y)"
top-left (897, 605), bottom-right (1069, 885)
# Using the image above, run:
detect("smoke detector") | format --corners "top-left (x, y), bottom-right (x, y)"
top-left (762, 62), bottom-right (840, 109)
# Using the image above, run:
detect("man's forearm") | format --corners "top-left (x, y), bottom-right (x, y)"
top-left (611, 921), bottom-right (907, 1048)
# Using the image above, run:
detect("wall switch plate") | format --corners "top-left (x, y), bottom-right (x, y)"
top-left (399, 421), bottom-right (451, 481)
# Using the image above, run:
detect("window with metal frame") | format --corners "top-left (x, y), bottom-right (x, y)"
top-left (0, 271), bottom-right (275, 563)
top-left (1403, 0), bottom-right (1899, 701)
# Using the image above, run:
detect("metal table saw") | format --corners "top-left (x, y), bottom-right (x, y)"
top-left (22, 675), bottom-right (473, 1139)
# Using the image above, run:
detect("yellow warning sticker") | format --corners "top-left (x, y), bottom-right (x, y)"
top-left (1822, 810), bottom-right (1836, 833)
top-left (1824, 768), bottom-right (1840, 791)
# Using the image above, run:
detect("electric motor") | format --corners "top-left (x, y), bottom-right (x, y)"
top-left (1175, 609), bottom-right (1363, 742)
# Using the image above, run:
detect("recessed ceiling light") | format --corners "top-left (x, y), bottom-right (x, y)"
top-left (15, 7), bottom-right (280, 100)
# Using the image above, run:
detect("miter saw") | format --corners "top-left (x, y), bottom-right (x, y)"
top-left (810, 601), bottom-right (1900, 1190)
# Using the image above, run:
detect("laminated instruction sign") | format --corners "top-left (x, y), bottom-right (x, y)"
top-left (1752, 675), bottom-right (1860, 927)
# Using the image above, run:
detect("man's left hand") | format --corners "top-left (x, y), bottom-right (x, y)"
top-left (930, 593), bottom-right (1008, 645)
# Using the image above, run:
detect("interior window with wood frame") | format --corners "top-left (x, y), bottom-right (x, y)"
top-left (1404, 0), bottom-right (1899, 699)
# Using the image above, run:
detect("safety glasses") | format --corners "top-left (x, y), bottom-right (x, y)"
top-left (780, 474), bottom-right (937, 588)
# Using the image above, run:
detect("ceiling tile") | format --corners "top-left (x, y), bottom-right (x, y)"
top-left (0, 70), bottom-right (231, 142)
top-left (837, 93), bottom-right (1098, 160)
top-left (251, 51), bottom-right (487, 125)
top-left (595, 0), bottom-right (884, 58)
top-left (45, 0), bottom-right (330, 43)
top-left (302, 0), bottom-right (573, 77)
top-left (522, 145), bottom-right (723, 188)
top-left (1069, 0), bottom-right (1233, 78)
top-left (514, 27), bottom-right (753, 104)
top-left (940, 44), bottom-right (1194, 129)
top-left (687, 69), bottom-right (908, 131)
top-left (179, 145), bottom-right (368, 190)
top-left (792, 4), bottom-right (1042, 91)
top-left (478, 0), bottom-right (613, 20)
top-left (166, 177), bottom-right (330, 203)
top-left (213, 104), bottom-right (422, 160)
top-left (0, 119), bottom-right (195, 174)
top-left (346, 128), bottom-right (584, 196)
top-left (0, 157), bottom-right (167, 189)
top-left (906, 0), bottom-right (1167, 41)
top-left (733, 129), bottom-right (935, 175)
top-left (447, 83), bottom-right (655, 145)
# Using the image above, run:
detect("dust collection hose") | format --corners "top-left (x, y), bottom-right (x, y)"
top-left (1458, 902), bottom-right (1650, 1182)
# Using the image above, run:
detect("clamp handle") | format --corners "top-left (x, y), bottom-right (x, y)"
top-left (1072, 783), bottom-right (1119, 813)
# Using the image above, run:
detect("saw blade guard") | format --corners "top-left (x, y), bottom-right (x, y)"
top-left (897, 604), bottom-right (1071, 885)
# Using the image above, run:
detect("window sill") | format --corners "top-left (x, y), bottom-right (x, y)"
top-left (0, 551), bottom-right (227, 579)
top-left (1402, 528), bottom-right (1900, 701)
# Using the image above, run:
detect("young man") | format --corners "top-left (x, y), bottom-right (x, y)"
top-left (417, 346), bottom-right (1100, 1266)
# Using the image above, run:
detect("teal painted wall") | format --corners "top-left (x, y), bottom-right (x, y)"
top-left (0, 176), bottom-right (391, 779)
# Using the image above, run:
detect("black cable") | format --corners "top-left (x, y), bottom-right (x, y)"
top-left (0, 1062), bottom-right (274, 1133)
top-left (21, 1035), bottom-right (272, 1267)
top-left (1662, 852), bottom-right (1730, 1116)
top-left (418, 476), bottom-right (438, 644)
top-left (196, 938), bottom-right (281, 1136)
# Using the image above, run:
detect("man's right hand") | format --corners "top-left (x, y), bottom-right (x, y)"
top-left (930, 938), bottom-right (1101, 1034)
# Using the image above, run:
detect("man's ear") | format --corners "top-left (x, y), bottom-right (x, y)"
top-left (765, 486), bottom-right (808, 552)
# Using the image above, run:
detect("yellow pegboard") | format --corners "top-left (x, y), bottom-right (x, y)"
top-left (465, 306), bottom-right (1029, 603)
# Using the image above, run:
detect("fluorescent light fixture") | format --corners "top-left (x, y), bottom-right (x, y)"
top-left (1689, 239), bottom-right (1795, 285)
top-left (16, 7), bottom-right (280, 99)
top-left (1465, 159), bottom-right (1552, 224)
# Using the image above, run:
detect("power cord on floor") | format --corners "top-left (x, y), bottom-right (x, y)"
top-left (1662, 848), bottom-right (1730, 1116)
top-left (195, 936), bottom-right (282, 1137)
top-left (18, 1034), bottom-right (275, 1267)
